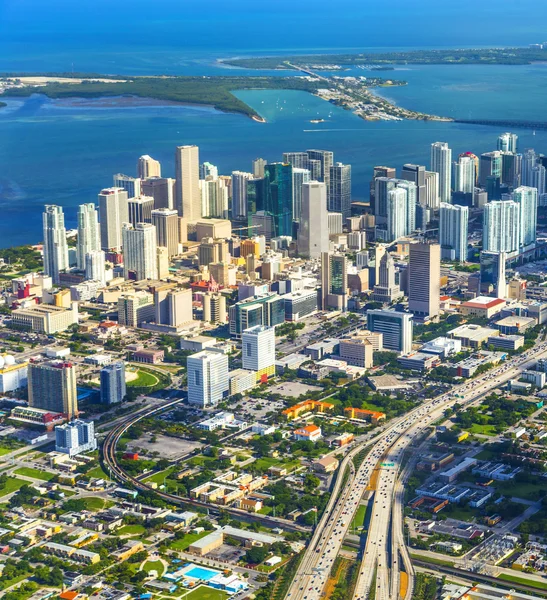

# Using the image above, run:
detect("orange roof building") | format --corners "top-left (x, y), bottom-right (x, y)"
top-left (293, 424), bottom-right (322, 442)
top-left (345, 407), bottom-right (386, 424)
top-left (282, 400), bottom-right (334, 420)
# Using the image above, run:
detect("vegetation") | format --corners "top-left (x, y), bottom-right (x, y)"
top-left (0, 245), bottom-right (42, 274)
top-left (411, 573), bottom-right (440, 600)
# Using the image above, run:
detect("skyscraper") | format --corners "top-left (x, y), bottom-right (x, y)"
top-left (42, 205), bottom-right (69, 284)
top-left (298, 181), bottom-right (329, 259)
top-left (175, 145), bottom-right (200, 220)
top-left (200, 175), bottom-right (229, 219)
top-left (522, 149), bottom-right (538, 187)
top-left (401, 164), bottom-right (426, 205)
top-left (282, 151), bottom-right (309, 169)
top-left (199, 161), bottom-right (218, 179)
top-left (98, 187), bottom-right (129, 252)
top-left (424, 171), bottom-right (440, 210)
top-left (307, 149), bottom-right (334, 198)
top-left (483, 200), bottom-right (521, 254)
top-left (453, 155), bottom-right (476, 194)
top-left (372, 252), bottom-right (401, 304)
top-left (137, 155), bottom-right (161, 179)
top-left (100, 361), bottom-right (126, 405)
top-left (264, 163), bottom-right (293, 237)
top-left (370, 166), bottom-right (396, 213)
top-left (321, 252), bottom-right (348, 311)
top-left (55, 420), bottom-right (96, 457)
top-left (531, 164), bottom-right (546, 196)
top-left (480, 251), bottom-right (507, 297)
top-left (76, 203), bottom-right (100, 271)
top-left (408, 242), bottom-right (441, 320)
top-left (85, 250), bottom-right (106, 285)
top-left (479, 151), bottom-right (503, 187)
top-left (151, 208), bottom-right (179, 258)
top-left (497, 132), bottom-right (518, 153)
top-left (439, 203), bottom-right (468, 262)
top-left (187, 350), bottom-right (229, 407)
top-left (367, 310), bottom-right (413, 354)
top-left (122, 222), bottom-right (158, 281)
top-left (513, 186), bottom-right (538, 248)
top-left (242, 325), bottom-right (276, 382)
top-left (252, 158), bottom-right (267, 178)
top-left (386, 188), bottom-right (408, 242)
top-left (231, 171), bottom-right (253, 221)
top-left (329, 162), bottom-right (351, 218)
top-left (430, 142), bottom-right (452, 203)
top-left (28, 360), bottom-right (78, 418)
top-left (128, 195), bottom-right (154, 225)
top-left (292, 167), bottom-right (311, 222)
top-left (141, 177), bottom-right (175, 210)
top-left (154, 287), bottom-right (193, 327)
top-left (113, 173), bottom-right (141, 198)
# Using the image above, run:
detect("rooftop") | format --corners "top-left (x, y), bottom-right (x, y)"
top-left (462, 296), bottom-right (505, 309)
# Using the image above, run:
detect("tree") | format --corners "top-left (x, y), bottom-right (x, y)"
top-left (304, 474), bottom-right (321, 492)
top-left (245, 545), bottom-right (269, 564)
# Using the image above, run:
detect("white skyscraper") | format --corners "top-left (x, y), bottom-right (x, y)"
top-left (292, 167), bottom-right (311, 222)
top-left (85, 250), bottom-right (106, 285)
top-left (453, 155), bottom-right (475, 194)
top-left (242, 325), bottom-right (276, 382)
top-left (298, 181), bottom-right (329, 258)
top-left (42, 205), bottom-right (69, 284)
top-left (328, 162), bottom-right (351, 218)
top-left (187, 350), bottom-right (229, 407)
top-left (424, 171), bottom-right (440, 210)
top-left (137, 155), bottom-right (161, 179)
top-left (386, 188), bottom-right (408, 242)
top-left (76, 203), bottom-right (100, 270)
top-left (531, 165), bottom-right (546, 196)
top-left (396, 180), bottom-right (417, 233)
top-left (98, 187), bottom-right (129, 252)
top-left (175, 145), bottom-right (201, 220)
top-left (122, 222), bottom-right (158, 281)
top-left (497, 132), bottom-right (518, 153)
top-left (431, 142), bottom-right (452, 203)
top-left (483, 200), bottom-right (521, 254)
top-left (522, 149), bottom-right (538, 186)
top-left (513, 186), bottom-right (538, 248)
top-left (200, 175), bottom-right (229, 219)
top-left (439, 203), bottom-right (469, 262)
top-left (200, 162), bottom-right (218, 179)
top-left (231, 171), bottom-right (252, 220)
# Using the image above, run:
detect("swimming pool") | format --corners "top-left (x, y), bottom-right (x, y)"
top-left (184, 566), bottom-right (220, 581)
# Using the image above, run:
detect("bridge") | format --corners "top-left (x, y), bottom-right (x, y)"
top-left (455, 118), bottom-right (547, 130)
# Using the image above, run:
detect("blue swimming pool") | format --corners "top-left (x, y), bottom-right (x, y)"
top-left (184, 566), bottom-right (220, 581)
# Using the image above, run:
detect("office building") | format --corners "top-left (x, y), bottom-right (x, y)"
top-left (292, 167), bottom-right (311, 222)
top-left (367, 310), bottom-right (413, 354)
top-left (453, 155), bottom-right (476, 194)
top-left (28, 360), bottom-right (78, 418)
top-left (401, 163), bottom-right (426, 206)
top-left (483, 200), bottom-right (520, 254)
top-left (98, 187), bottom-right (129, 252)
top-left (122, 222), bottom-right (158, 281)
top-left (117, 291), bottom-right (155, 327)
top-left (298, 181), bottom-right (329, 258)
top-left (55, 420), bottom-right (96, 457)
top-left (128, 195), bottom-right (154, 225)
top-left (43, 205), bottom-right (69, 284)
top-left (328, 212), bottom-right (343, 236)
top-left (246, 176), bottom-right (267, 226)
top-left (198, 237), bottom-right (227, 266)
top-left (513, 186), bottom-right (538, 248)
top-left (200, 161), bottom-right (218, 179)
top-left (321, 252), bottom-right (348, 311)
top-left (0, 355), bottom-right (28, 393)
top-left (283, 289), bottom-right (318, 321)
top-left (370, 166), bottom-right (396, 212)
top-left (329, 162), bottom-right (351, 218)
top-left (439, 203), bottom-right (468, 262)
top-left (141, 177), bottom-right (175, 210)
top-left (155, 287), bottom-right (193, 327)
top-left (84, 250), bottom-right (106, 285)
top-left (264, 163), bottom-right (293, 237)
top-left (203, 292), bottom-right (227, 324)
top-left (76, 203), bottom-right (100, 270)
top-left (242, 325), bottom-right (276, 382)
top-left (100, 362), bottom-right (126, 405)
top-left (480, 251), bottom-right (507, 297)
top-left (531, 164), bottom-right (546, 196)
top-left (479, 151), bottom-right (503, 187)
top-left (231, 171), bottom-right (253, 220)
top-left (187, 350), bottom-right (229, 407)
top-left (175, 145), bottom-right (200, 220)
top-left (408, 243), bottom-right (441, 319)
top-left (113, 173), bottom-right (141, 198)
top-left (137, 154), bottom-right (161, 179)
top-left (307, 150), bottom-right (334, 195)
top-left (372, 252), bottom-right (401, 303)
top-left (151, 208), bottom-right (179, 257)
top-left (431, 142), bottom-right (452, 203)
top-left (282, 152), bottom-right (309, 169)
top-left (229, 293), bottom-right (285, 337)
top-left (497, 132), bottom-right (518, 153)
top-left (11, 303), bottom-right (78, 334)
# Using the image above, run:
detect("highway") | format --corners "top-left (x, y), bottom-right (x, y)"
top-left (285, 337), bottom-right (547, 600)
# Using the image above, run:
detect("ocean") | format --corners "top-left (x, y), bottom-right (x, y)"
top-left (1, 0), bottom-right (547, 247)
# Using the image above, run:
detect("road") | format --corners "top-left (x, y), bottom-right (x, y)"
top-left (285, 337), bottom-right (547, 600)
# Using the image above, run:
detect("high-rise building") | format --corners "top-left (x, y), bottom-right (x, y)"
top-left (200, 175), bottom-right (229, 219)
top-left (298, 181), bottom-right (329, 259)
top-left (85, 250), bottom-right (106, 285)
top-left (483, 200), bottom-right (520, 254)
top-left (151, 208), bottom-right (180, 258)
top-left (292, 167), bottom-right (311, 222)
top-left (42, 205), bottom-right (69, 284)
top-left (100, 362), bottom-right (126, 405)
top-left (513, 186), bottom-right (538, 248)
top-left (329, 162), bottom-right (351, 218)
top-left (370, 166), bottom-right (396, 213)
top-left (242, 325), bottom-right (276, 382)
top-left (522, 149), bottom-right (538, 187)
top-left (198, 237), bottom-right (227, 266)
top-left (439, 203), bottom-right (468, 262)
top-left (531, 164), bottom-right (546, 196)
top-left (231, 171), bottom-right (253, 221)
top-left (141, 177), bottom-right (175, 210)
top-left (187, 350), bottom-right (229, 407)
top-left (408, 242), bottom-right (441, 320)
top-left (252, 158), bottom-right (267, 178)
top-left (246, 177), bottom-right (267, 228)
top-left (229, 293), bottom-right (285, 337)
top-left (118, 291), bottom-right (155, 327)
top-left (203, 292), bottom-right (227, 324)
top-left (367, 309), bottom-right (413, 354)
top-left (453, 155), bottom-right (476, 194)
top-left (122, 222), bottom-right (158, 281)
top-left (307, 149), bottom-right (334, 193)
top-left (199, 161), bottom-right (218, 179)
top-left (137, 155), bottom-right (161, 179)
top-left (98, 187), bottom-right (129, 252)
top-left (497, 132), bottom-right (518, 153)
top-left (386, 188), bottom-right (408, 242)
top-left (113, 173), bottom-right (141, 198)
top-left (76, 204), bottom-right (100, 271)
top-left (55, 420), bottom-right (96, 457)
top-left (401, 164), bottom-right (426, 205)
top-left (128, 195), bottom-right (154, 225)
top-left (282, 152), bottom-right (309, 169)
top-left (430, 142), bottom-right (452, 203)
top-left (321, 252), bottom-right (348, 311)
top-left (480, 250), bottom-right (507, 297)
top-left (424, 171), bottom-right (440, 210)
top-left (28, 360), bottom-right (78, 418)
top-left (264, 163), bottom-right (293, 237)
top-left (154, 287), bottom-right (193, 327)
top-left (372, 252), bottom-right (401, 304)
top-left (175, 145), bottom-right (200, 220)
top-left (157, 246), bottom-right (169, 279)
top-left (479, 151), bottom-right (503, 187)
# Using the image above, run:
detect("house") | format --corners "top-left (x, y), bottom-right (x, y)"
top-left (313, 456), bottom-right (339, 474)
top-left (293, 424), bottom-right (322, 442)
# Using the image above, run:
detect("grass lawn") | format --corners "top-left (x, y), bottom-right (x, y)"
top-left (474, 448), bottom-right (498, 460)
top-left (127, 369), bottom-right (159, 388)
top-left (117, 524), bottom-right (147, 536)
top-left (169, 531), bottom-right (209, 551)
top-left (443, 505), bottom-right (477, 522)
top-left (254, 457), bottom-right (282, 471)
top-left (14, 466), bottom-right (56, 481)
top-left (188, 455), bottom-right (217, 467)
top-left (0, 440), bottom-right (26, 456)
top-left (142, 560), bottom-right (165, 576)
top-left (80, 496), bottom-right (110, 511)
top-left (258, 506), bottom-right (273, 515)
top-left (182, 586), bottom-right (230, 600)
top-left (0, 477), bottom-right (27, 497)
top-left (410, 553), bottom-right (454, 567)
top-left (498, 573), bottom-right (547, 590)
top-left (496, 480), bottom-right (546, 501)
top-left (86, 465), bottom-right (111, 480)
top-left (143, 466), bottom-right (177, 485)
top-left (352, 504), bottom-right (367, 529)
top-left (465, 423), bottom-right (498, 436)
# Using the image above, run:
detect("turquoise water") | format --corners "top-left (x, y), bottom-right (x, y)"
top-left (184, 566), bottom-right (219, 580)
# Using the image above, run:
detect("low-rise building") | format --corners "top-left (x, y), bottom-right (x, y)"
top-left (438, 457), bottom-right (477, 483)
top-left (397, 352), bottom-right (440, 372)
top-left (339, 336), bottom-right (374, 368)
top-left (472, 462), bottom-right (521, 481)
top-left (487, 334), bottom-right (524, 351)
top-left (313, 455), bottom-right (339, 474)
top-left (305, 339), bottom-right (340, 361)
top-left (133, 349), bottom-right (164, 364)
top-left (293, 424), bottom-right (322, 442)
top-left (11, 303), bottom-right (79, 334)
top-left (420, 336), bottom-right (462, 358)
top-left (495, 315), bottom-right (536, 335)
top-left (449, 324), bottom-right (499, 349)
top-left (460, 296), bottom-right (506, 319)
top-left (453, 351), bottom-right (506, 377)
top-left (229, 369), bottom-right (256, 396)
top-left (344, 407), bottom-right (386, 424)
top-left (282, 400), bottom-right (334, 420)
